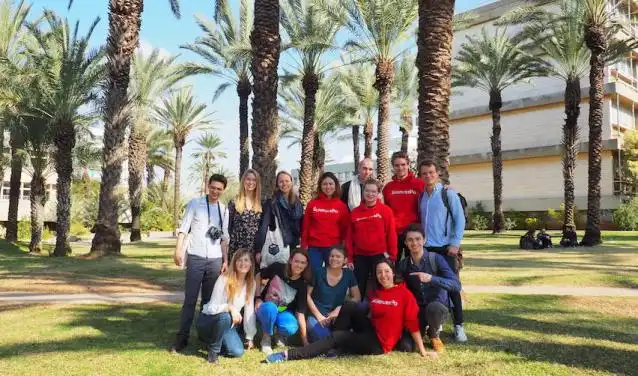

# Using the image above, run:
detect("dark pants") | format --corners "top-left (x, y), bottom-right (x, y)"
top-left (426, 246), bottom-right (464, 325)
top-left (420, 302), bottom-right (449, 338)
top-left (397, 230), bottom-right (408, 261)
top-left (354, 254), bottom-right (386, 299)
top-left (196, 312), bottom-right (245, 357)
top-left (177, 255), bottom-right (223, 337)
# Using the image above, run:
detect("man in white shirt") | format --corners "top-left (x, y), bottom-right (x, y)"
top-left (170, 174), bottom-right (230, 353)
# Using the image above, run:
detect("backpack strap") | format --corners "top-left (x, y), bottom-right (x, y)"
top-left (441, 187), bottom-right (453, 237)
top-left (428, 251), bottom-right (438, 275)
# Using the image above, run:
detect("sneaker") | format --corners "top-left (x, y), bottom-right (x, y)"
top-left (453, 324), bottom-right (467, 343)
top-left (265, 351), bottom-right (287, 364)
top-left (325, 349), bottom-right (339, 359)
top-left (261, 335), bottom-right (273, 355)
top-left (207, 350), bottom-right (219, 364)
top-left (431, 337), bottom-right (445, 353)
top-left (168, 335), bottom-right (188, 354)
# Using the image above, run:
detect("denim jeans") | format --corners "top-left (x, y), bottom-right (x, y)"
top-left (196, 312), bottom-right (245, 357)
top-left (308, 247), bottom-right (333, 273)
top-left (256, 301), bottom-right (299, 337)
top-left (306, 315), bottom-right (332, 343)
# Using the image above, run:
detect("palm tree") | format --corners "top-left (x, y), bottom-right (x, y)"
top-left (145, 129), bottom-right (173, 186)
top-left (251, 0), bottom-right (281, 197)
top-left (339, 63), bottom-right (377, 172)
top-left (181, 0), bottom-right (252, 178)
top-left (91, 0), bottom-right (181, 256)
top-left (155, 88), bottom-right (213, 235)
top-left (279, 0), bottom-right (342, 204)
top-left (191, 133), bottom-right (226, 195)
top-left (394, 55), bottom-right (418, 153)
top-left (128, 50), bottom-right (190, 242)
top-left (318, 0), bottom-right (418, 183)
top-left (28, 11), bottom-right (104, 256)
top-left (453, 27), bottom-right (547, 233)
top-left (5, 119), bottom-right (25, 242)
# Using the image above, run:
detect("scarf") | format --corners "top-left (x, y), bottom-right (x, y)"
top-left (347, 175), bottom-right (363, 210)
top-left (276, 191), bottom-right (303, 221)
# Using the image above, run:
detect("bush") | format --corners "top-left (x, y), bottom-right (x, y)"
top-left (525, 217), bottom-right (540, 230)
top-left (70, 221), bottom-right (89, 237)
top-left (17, 217), bottom-right (30, 241)
top-left (471, 215), bottom-right (489, 231)
top-left (613, 198), bottom-right (638, 230)
top-left (42, 227), bottom-right (55, 241)
top-left (504, 217), bottom-right (517, 231)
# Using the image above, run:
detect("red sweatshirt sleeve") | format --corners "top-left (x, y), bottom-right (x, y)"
top-left (339, 204), bottom-right (350, 245)
top-left (300, 200), bottom-right (313, 249)
top-left (385, 206), bottom-right (398, 260)
top-left (402, 286), bottom-right (421, 334)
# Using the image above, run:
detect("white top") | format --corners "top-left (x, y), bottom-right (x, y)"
top-left (201, 275), bottom-right (257, 340)
top-left (178, 197), bottom-right (229, 259)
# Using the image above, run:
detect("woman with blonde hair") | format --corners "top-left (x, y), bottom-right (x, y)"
top-left (229, 169), bottom-right (263, 261)
top-left (197, 249), bottom-right (257, 364)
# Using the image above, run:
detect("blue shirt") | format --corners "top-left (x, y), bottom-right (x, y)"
top-left (179, 197), bottom-right (229, 259)
top-left (397, 251), bottom-right (461, 307)
top-left (311, 268), bottom-right (358, 316)
top-left (419, 183), bottom-right (465, 247)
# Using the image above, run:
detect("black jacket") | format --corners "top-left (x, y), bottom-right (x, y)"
top-left (254, 197), bottom-right (303, 251)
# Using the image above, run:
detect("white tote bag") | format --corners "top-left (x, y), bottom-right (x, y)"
top-left (260, 216), bottom-right (290, 269)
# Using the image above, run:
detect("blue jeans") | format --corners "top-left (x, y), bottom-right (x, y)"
top-left (308, 247), bottom-right (332, 272)
top-left (196, 312), bottom-right (245, 357)
top-left (307, 315), bottom-right (332, 343)
top-left (256, 301), bottom-right (299, 337)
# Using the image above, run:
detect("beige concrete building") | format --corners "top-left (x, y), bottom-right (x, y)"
top-left (449, 0), bottom-right (637, 212)
top-left (0, 170), bottom-right (58, 222)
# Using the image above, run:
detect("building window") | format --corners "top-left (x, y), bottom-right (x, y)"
top-left (1, 182), bottom-right (9, 200)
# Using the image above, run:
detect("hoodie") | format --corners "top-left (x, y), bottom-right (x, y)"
top-left (301, 193), bottom-right (350, 248)
top-left (346, 201), bottom-right (397, 261)
top-left (382, 172), bottom-right (425, 235)
top-left (369, 283), bottom-right (420, 353)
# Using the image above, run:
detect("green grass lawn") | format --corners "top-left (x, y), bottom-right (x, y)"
top-left (0, 294), bottom-right (636, 376)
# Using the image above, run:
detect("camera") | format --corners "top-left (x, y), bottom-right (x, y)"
top-left (207, 226), bottom-right (223, 241)
top-left (268, 243), bottom-right (280, 255)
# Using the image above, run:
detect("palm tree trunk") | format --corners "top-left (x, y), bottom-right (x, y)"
top-left (400, 112), bottom-right (412, 154)
top-left (581, 28), bottom-right (605, 247)
top-left (202, 155), bottom-right (210, 195)
top-left (128, 129), bottom-right (146, 242)
top-left (146, 163), bottom-right (155, 186)
top-left (363, 119), bottom-right (373, 159)
top-left (299, 72), bottom-right (319, 205)
top-left (417, 0), bottom-right (455, 185)
top-left (374, 59), bottom-right (394, 184)
top-left (490, 90), bottom-right (504, 234)
top-left (5, 128), bottom-right (24, 242)
top-left (161, 167), bottom-right (170, 205)
top-left (53, 122), bottom-right (75, 256)
top-left (352, 125), bottom-right (360, 174)
top-left (173, 144), bottom-right (183, 237)
top-left (91, 0), bottom-right (143, 256)
top-left (400, 128), bottom-right (409, 154)
top-left (0, 123), bottom-right (5, 195)
top-left (563, 78), bottom-right (581, 229)
top-left (238, 79), bottom-right (251, 178)
top-left (312, 134), bottom-right (325, 186)
top-left (250, 0), bottom-right (281, 198)
top-left (29, 170), bottom-right (46, 253)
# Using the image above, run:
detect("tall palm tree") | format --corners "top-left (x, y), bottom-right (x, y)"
top-left (28, 11), bottom-right (104, 256)
top-left (154, 88), bottom-right (213, 235)
top-left (91, 0), bottom-right (181, 256)
top-left (417, 0), bottom-right (456, 184)
top-left (251, 0), bottom-right (281, 197)
top-left (191, 133), bottom-right (226, 195)
top-left (128, 50), bottom-right (189, 241)
top-left (5, 118), bottom-right (25, 242)
top-left (279, 0), bottom-right (342, 204)
top-left (394, 55), bottom-right (418, 154)
top-left (453, 27), bottom-right (547, 233)
top-left (181, 0), bottom-right (252, 178)
top-left (145, 129), bottom-right (173, 186)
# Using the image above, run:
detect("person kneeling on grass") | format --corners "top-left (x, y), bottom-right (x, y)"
top-left (196, 249), bottom-right (257, 364)
top-left (263, 259), bottom-right (437, 363)
top-left (306, 246), bottom-right (361, 342)
top-left (398, 224), bottom-right (461, 353)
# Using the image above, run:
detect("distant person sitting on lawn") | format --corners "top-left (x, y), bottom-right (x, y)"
top-left (537, 229), bottom-right (553, 249)
top-left (398, 224), bottom-right (461, 353)
top-left (560, 225), bottom-right (579, 247)
top-left (196, 249), bottom-right (257, 364)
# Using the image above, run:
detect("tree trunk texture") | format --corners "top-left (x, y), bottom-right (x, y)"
top-left (91, 0), bottom-right (143, 256)
top-left (417, 0), bottom-right (455, 184)
top-left (352, 125), bottom-right (360, 174)
top-left (400, 112), bottom-right (412, 154)
top-left (299, 72), bottom-right (319, 205)
top-left (5, 129), bottom-right (24, 242)
top-left (363, 119), bottom-right (373, 159)
top-left (312, 134), bottom-right (325, 187)
top-left (128, 129), bottom-right (146, 242)
top-left (53, 122), bottom-right (75, 256)
top-left (173, 144), bottom-right (183, 237)
top-left (0, 123), bottom-right (5, 198)
top-left (490, 90), bottom-right (504, 234)
top-left (562, 78), bottom-right (581, 229)
top-left (238, 79), bottom-right (251, 178)
top-left (29, 171), bottom-right (46, 253)
top-left (146, 163), bottom-right (155, 186)
top-left (161, 167), bottom-right (170, 205)
top-left (374, 59), bottom-right (394, 184)
top-left (250, 0), bottom-right (281, 198)
top-left (582, 27), bottom-right (605, 247)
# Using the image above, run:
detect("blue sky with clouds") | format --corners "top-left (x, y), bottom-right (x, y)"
top-left (30, 0), bottom-right (495, 196)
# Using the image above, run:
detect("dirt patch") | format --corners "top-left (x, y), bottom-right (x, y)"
top-left (0, 276), bottom-right (177, 294)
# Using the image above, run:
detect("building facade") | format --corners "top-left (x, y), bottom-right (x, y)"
top-left (0, 170), bottom-right (58, 222)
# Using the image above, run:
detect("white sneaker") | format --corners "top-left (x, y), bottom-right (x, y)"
top-left (261, 335), bottom-right (273, 355)
top-left (453, 324), bottom-right (467, 343)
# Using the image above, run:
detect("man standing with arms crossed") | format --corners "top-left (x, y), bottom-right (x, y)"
top-left (170, 174), bottom-right (230, 353)
top-left (418, 160), bottom-right (467, 343)
top-left (341, 158), bottom-right (374, 211)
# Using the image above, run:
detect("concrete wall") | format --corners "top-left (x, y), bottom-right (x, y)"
top-left (0, 170), bottom-right (57, 222)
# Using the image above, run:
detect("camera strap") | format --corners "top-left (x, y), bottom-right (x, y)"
top-left (205, 195), bottom-right (224, 233)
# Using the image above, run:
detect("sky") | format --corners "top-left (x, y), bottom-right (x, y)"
top-left (29, 0), bottom-right (496, 196)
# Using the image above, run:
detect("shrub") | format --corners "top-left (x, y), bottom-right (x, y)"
top-left (17, 217), bottom-right (30, 241)
top-left (504, 217), bottom-right (517, 231)
top-left (525, 217), bottom-right (540, 230)
top-left (70, 221), bottom-right (89, 237)
top-left (613, 198), bottom-right (638, 230)
top-left (42, 227), bottom-right (55, 241)
top-left (471, 215), bottom-right (489, 231)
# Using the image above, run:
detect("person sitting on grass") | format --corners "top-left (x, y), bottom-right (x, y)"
top-left (263, 259), bottom-right (437, 364)
top-left (398, 224), bottom-right (461, 353)
top-left (255, 248), bottom-right (313, 354)
top-left (196, 249), bottom-right (257, 364)
top-left (306, 246), bottom-right (361, 342)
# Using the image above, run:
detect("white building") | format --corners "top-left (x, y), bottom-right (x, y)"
top-left (0, 170), bottom-right (58, 222)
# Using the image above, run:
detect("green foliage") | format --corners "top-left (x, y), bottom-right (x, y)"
top-left (613, 198), bottom-right (638, 230)
top-left (525, 217), bottom-right (540, 230)
top-left (42, 227), bottom-right (55, 240)
top-left (17, 217), bottom-right (30, 241)
top-left (141, 183), bottom-right (185, 232)
top-left (504, 217), bottom-right (517, 231)
top-left (70, 178), bottom-right (100, 226)
top-left (69, 221), bottom-right (89, 237)
top-left (472, 215), bottom-right (489, 231)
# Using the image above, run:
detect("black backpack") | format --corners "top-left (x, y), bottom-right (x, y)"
top-left (441, 187), bottom-right (469, 234)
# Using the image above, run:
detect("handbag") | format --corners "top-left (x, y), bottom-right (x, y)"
top-left (260, 216), bottom-right (290, 269)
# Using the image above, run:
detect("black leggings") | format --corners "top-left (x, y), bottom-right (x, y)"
top-left (354, 254), bottom-right (386, 298)
top-left (426, 246), bottom-right (464, 325)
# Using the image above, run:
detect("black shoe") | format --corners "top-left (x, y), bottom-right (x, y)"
top-left (207, 350), bottom-right (219, 364)
top-left (169, 335), bottom-right (188, 354)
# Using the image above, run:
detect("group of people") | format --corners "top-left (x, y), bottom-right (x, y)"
top-left (169, 151), bottom-right (467, 365)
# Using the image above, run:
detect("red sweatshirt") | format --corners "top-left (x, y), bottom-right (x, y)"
top-left (382, 172), bottom-right (425, 235)
top-left (301, 194), bottom-right (350, 249)
top-left (346, 201), bottom-right (397, 261)
top-left (369, 283), bottom-right (421, 353)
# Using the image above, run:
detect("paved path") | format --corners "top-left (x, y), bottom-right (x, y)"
top-left (1, 285), bottom-right (636, 305)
